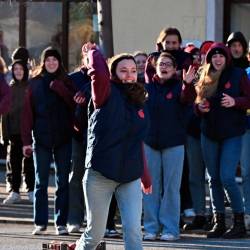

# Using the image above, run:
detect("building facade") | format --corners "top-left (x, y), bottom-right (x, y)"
top-left (0, 0), bottom-right (249, 70)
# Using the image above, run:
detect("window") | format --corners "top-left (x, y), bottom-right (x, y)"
top-left (68, 1), bottom-right (98, 71)
top-left (0, 0), bottom-right (98, 70)
top-left (0, 1), bottom-right (19, 65)
top-left (224, 0), bottom-right (250, 42)
top-left (230, 3), bottom-right (250, 42)
top-left (26, 2), bottom-right (62, 63)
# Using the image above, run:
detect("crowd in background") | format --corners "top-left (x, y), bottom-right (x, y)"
top-left (0, 27), bottom-right (250, 250)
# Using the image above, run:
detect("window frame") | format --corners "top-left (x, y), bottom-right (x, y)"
top-left (224, 0), bottom-right (250, 42)
top-left (0, 0), bottom-right (98, 69)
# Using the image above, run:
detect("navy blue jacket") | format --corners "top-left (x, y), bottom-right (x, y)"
top-left (144, 78), bottom-right (186, 149)
top-left (201, 67), bottom-right (247, 140)
top-left (30, 76), bottom-right (73, 148)
top-left (85, 83), bottom-right (149, 183)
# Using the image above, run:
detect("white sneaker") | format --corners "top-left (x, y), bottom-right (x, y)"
top-left (160, 233), bottom-right (180, 241)
top-left (32, 225), bottom-right (47, 235)
top-left (68, 224), bottom-right (80, 233)
top-left (56, 226), bottom-right (69, 235)
top-left (27, 191), bottom-right (34, 203)
top-left (3, 192), bottom-right (21, 204)
top-left (143, 232), bottom-right (157, 241)
top-left (245, 214), bottom-right (250, 231)
top-left (184, 208), bottom-right (196, 217)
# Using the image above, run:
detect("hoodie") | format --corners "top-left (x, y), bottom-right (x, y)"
top-left (226, 31), bottom-right (249, 69)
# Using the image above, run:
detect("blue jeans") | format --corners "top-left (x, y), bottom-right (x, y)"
top-left (186, 135), bottom-right (206, 215)
top-left (143, 144), bottom-right (184, 237)
top-left (68, 138), bottom-right (86, 225)
top-left (33, 143), bottom-right (71, 226)
top-left (241, 129), bottom-right (250, 214)
top-left (76, 169), bottom-right (143, 250)
top-left (201, 134), bottom-right (243, 214)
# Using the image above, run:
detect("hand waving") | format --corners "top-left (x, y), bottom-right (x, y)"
top-left (183, 65), bottom-right (196, 84)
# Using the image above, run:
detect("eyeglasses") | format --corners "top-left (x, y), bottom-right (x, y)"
top-left (158, 62), bottom-right (174, 67)
top-left (192, 54), bottom-right (200, 59)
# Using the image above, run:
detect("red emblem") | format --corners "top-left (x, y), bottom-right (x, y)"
top-left (225, 82), bottom-right (231, 89)
top-left (138, 109), bottom-right (145, 119)
top-left (166, 92), bottom-right (173, 99)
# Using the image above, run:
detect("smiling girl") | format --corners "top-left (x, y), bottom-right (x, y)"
top-left (143, 52), bottom-right (195, 241)
top-left (21, 47), bottom-right (76, 236)
top-left (75, 43), bottom-right (151, 250)
top-left (195, 43), bottom-right (250, 239)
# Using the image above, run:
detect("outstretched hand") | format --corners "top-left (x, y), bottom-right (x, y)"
top-left (183, 65), bottom-right (196, 84)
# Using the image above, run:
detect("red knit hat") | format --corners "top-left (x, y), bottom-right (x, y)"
top-left (200, 41), bottom-right (214, 55)
top-left (184, 43), bottom-right (196, 54)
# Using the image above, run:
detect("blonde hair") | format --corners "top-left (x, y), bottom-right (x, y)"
top-left (0, 56), bottom-right (7, 74)
top-left (195, 63), bottom-right (223, 103)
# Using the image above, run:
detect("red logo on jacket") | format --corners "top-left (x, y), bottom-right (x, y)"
top-left (166, 92), bottom-right (173, 99)
top-left (138, 109), bottom-right (145, 119)
top-left (224, 82), bottom-right (231, 89)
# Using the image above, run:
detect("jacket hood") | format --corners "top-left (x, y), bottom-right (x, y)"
top-left (226, 31), bottom-right (248, 54)
top-left (206, 42), bottom-right (232, 66)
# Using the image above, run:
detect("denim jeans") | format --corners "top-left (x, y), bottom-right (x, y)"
top-left (201, 134), bottom-right (244, 214)
top-left (68, 138), bottom-right (86, 225)
top-left (186, 135), bottom-right (206, 215)
top-left (241, 129), bottom-right (250, 214)
top-left (33, 143), bottom-right (71, 226)
top-left (76, 169), bottom-right (143, 250)
top-left (143, 144), bottom-right (184, 237)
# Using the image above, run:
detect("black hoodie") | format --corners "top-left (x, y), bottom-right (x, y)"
top-left (227, 31), bottom-right (249, 69)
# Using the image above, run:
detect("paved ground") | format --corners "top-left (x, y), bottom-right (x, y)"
top-left (0, 166), bottom-right (250, 250)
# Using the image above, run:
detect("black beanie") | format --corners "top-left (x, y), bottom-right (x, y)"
top-left (209, 47), bottom-right (228, 59)
top-left (11, 47), bottom-right (29, 64)
top-left (206, 43), bottom-right (231, 65)
top-left (41, 47), bottom-right (62, 64)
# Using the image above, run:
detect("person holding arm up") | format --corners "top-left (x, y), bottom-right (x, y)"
top-left (75, 43), bottom-right (151, 250)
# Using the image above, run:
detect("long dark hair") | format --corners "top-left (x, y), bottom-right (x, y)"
top-left (108, 53), bottom-right (148, 106)
top-left (33, 47), bottom-right (68, 81)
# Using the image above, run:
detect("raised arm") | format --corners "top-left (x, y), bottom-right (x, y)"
top-left (83, 43), bottom-right (111, 108)
top-left (180, 65), bottom-right (197, 104)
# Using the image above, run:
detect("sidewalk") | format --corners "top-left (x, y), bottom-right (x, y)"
top-left (0, 166), bottom-right (55, 225)
top-left (1, 166), bottom-right (250, 250)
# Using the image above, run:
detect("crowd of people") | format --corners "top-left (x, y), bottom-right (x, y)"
top-left (0, 26), bottom-right (250, 250)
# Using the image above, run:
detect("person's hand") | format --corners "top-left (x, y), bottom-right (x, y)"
top-left (198, 99), bottom-right (210, 112)
top-left (82, 42), bottom-right (96, 54)
top-left (74, 91), bottom-right (86, 104)
top-left (141, 183), bottom-right (152, 195)
top-left (183, 65), bottom-right (196, 84)
top-left (221, 93), bottom-right (235, 108)
top-left (23, 145), bottom-right (33, 158)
